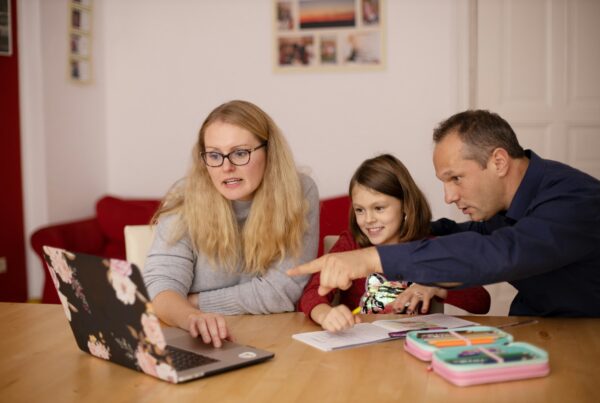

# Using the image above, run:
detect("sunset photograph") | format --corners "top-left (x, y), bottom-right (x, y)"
top-left (299, 0), bottom-right (355, 29)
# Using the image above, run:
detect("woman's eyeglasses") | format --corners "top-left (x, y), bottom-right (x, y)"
top-left (201, 142), bottom-right (267, 167)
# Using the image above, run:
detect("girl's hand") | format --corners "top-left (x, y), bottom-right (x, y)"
top-left (320, 304), bottom-right (361, 332)
top-left (185, 311), bottom-right (230, 348)
top-left (390, 284), bottom-right (448, 314)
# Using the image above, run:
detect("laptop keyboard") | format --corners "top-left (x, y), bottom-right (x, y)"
top-left (165, 345), bottom-right (219, 371)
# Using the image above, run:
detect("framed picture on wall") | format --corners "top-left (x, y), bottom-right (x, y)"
top-left (68, 0), bottom-right (93, 83)
top-left (273, 0), bottom-right (385, 72)
top-left (70, 33), bottom-right (90, 57)
top-left (69, 59), bottom-right (91, 82)
top-left (0, 0), bottom-right (12, 57)
top-left (70, 5), bottom-right (91, 34)
top-left (72, 0), bottom-right (93, 7)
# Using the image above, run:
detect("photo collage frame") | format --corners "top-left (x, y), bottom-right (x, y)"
top-left (68, 0), bottom-right (93, 83)
top-left (274, 0), bottom-right (384, 72)
top-left (0, 0), bottom-right (11, 56)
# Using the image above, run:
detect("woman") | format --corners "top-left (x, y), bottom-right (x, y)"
top-left (144, 100), bottom-right (319, 346)
top-left (298, 154), bottom-right (490, 332)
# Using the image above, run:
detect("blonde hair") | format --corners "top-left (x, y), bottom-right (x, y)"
top-left (154, 100), bottom-right (307, 274)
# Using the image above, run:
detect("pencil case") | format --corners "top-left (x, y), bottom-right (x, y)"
top-left (404, 326), bottom-right (513, 361)
top-left (431, 342), bottom-right (550, 386)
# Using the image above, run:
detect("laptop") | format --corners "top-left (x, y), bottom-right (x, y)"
top-left (42, 246), bottom-right (274, 384)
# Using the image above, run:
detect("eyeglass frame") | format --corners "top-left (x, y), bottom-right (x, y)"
top-left (200, 142), bottom-right (268, 167)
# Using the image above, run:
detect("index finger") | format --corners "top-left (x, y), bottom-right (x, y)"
top-left (216, 316), bottom-right (229, 340)
top-left (287, 258), bottom-right (322, 277)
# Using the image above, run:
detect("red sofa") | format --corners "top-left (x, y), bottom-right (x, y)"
top-left (31, 196), bottom-right (161, 303)
top-left (31, 194), bottom-right (350, 304)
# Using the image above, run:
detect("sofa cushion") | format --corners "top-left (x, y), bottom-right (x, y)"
top-left (96, 196), bottom-right (161, 246)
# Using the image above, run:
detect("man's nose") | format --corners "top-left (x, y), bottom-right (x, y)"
top-left (444, 183), bottom-right (459, 204)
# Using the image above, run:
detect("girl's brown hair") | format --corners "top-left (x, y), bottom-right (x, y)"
top-left (348, 154), bottom-right (432, 247)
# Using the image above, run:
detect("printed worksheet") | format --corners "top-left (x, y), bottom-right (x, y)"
top-left (292, 323), bottom-right (392, 351)
top-left (292, 314), bottom-right (479, 351)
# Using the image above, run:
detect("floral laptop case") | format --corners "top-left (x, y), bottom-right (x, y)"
top-left (42, 246), bottom-right (274, 383)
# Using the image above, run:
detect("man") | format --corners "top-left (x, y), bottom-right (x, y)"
top-left (289, 110), bottom-right (600, 316)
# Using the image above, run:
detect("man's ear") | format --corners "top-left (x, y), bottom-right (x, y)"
top-left (490, 148), bottom-right (510, 177)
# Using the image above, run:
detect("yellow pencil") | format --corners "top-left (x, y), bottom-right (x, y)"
top-left (352, 307), bottom-right (361, 315)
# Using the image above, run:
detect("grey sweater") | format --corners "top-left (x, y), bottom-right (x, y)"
top-left (143, 174), bottom-right (319, 314)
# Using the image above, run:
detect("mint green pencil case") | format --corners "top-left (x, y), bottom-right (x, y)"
top-left (431, 342), bottom-right (550, 386)
top-left (404, 326), bottom-right (513, 361)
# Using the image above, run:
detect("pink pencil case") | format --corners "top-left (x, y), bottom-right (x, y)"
top-left (431, 342), bottom-right (550, 386)
top-left (403, 326), bottom-right (513, 361)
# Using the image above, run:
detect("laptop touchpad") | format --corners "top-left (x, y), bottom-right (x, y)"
top-left (162, 326), bottom-right (238, 352)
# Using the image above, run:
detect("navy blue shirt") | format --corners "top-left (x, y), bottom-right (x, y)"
top-left (377, 151), bottom-right (600, 317)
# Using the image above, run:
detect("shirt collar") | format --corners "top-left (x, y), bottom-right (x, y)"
top-left (506, 150), bottom-right (543, 221)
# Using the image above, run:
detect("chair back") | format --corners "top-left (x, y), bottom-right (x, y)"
top-left (124, 225), bottom-right (156, 270)
top-left (323, 235), bottom-right (340, 254)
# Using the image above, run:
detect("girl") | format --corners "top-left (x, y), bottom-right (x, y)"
top-left (298, 154), bottom-right (490, 332)
top-left (144, 100), bottom-right (319, 346)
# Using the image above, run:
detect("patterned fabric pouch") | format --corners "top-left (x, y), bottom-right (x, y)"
top-left (359, 273), bottom-right (409, 313)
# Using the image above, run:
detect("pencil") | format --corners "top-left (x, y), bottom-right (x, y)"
top-left (429, 337), bottom-right (497, 347)
top-left (352, 307), bottom-right (361, 315)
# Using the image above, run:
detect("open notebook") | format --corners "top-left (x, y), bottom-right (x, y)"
top-left (292, 314), bottom-right (478, 351)
top-left (42, 246), bottom-right (274, 383)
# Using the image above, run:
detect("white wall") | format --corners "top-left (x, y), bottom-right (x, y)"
top-left (103, 0), bottom-right (466, 210)
top-left (20, 0), bottom-right (469, 299)
top-left (20, 0), bottom-right (108, 299)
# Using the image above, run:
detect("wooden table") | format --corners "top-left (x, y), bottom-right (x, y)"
top-left (1, 303), bottom-right (598, 402)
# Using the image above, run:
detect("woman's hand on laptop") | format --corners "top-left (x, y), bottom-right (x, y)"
top-left (186, 311), bottom-right (230, 348)
top-left (152, 290), bottom-right (231, 347)
top-left (187, 293), bottom-right (229, 347)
